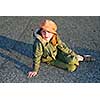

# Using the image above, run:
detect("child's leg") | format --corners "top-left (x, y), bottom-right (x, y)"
top-left (50, 59), bottom-right (68, 70)
top-left (50, 60), bottom-right (77, 72)
top-left (56, 50), bottom-right (79, 66)
top-left (50, 50), bottom-right (79, 72)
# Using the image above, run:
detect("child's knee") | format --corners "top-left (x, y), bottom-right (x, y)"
top-left (67, 64), bottom-right (77, 72)
top-left (68, 56), bottom-right (79, 66)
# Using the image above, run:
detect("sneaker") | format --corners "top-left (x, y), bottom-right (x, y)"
top-left (83, 55), bottom-right (95, 62)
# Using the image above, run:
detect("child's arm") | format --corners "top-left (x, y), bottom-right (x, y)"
top-left (57, 35), bottom-right (77, 56)
top-left (28, 39), bottom-right (43, 77)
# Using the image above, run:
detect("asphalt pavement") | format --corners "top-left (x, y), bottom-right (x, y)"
top-left (0, 16), bottom-right (100, 83)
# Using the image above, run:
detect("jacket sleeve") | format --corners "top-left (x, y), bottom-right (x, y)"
top-left (57, 35), bottom-right (78, 56)
top-left (33, 39), bottom-right (43, 72)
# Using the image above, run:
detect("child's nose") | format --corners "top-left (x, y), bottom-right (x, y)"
top-left (46, 32), bottom-right (49, 36)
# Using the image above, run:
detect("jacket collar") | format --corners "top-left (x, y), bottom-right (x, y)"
top-left (34, 28), bottom-right (47, 45)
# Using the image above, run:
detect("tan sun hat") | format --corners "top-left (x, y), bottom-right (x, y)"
top-left (40, 19), bottom-right (57, 34)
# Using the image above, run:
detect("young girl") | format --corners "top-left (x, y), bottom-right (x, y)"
top-left (28, 19), bottom-right (93, 78)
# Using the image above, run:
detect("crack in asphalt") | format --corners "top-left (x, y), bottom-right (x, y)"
top-left (0, 18), bottom-right (33, 64)
top-left (12, 18), bottom-right (32, 50)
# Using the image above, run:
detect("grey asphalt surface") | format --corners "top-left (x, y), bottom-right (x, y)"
top-left (0, 16), bottom-right (100, 83)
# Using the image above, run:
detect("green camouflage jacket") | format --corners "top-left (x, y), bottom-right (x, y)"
top-left (33, 29), bottom-right (77, 72)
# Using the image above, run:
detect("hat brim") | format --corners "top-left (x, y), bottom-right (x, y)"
top-left (41, 26), bottom-right (57, 34)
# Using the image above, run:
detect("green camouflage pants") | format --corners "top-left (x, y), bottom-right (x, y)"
top-left (50, 50), bottom-right (79, 72)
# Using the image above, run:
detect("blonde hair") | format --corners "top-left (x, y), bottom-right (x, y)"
top-left (50, 34), bottom-right (58, 46)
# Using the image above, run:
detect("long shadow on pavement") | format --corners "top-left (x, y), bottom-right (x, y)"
top-left (0, 52), bottom-right (32, 74)
top-left (0, 35), bottom-right (100, 75)
top-left (0, 35), bottom-right (33, 58)
top-left (0, 35), bottom-right (33, 74)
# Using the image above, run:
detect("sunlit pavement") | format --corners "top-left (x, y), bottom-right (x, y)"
top-left (0, 16), bottom-right (100, 83)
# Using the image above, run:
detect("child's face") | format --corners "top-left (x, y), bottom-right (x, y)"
top-left (41, 29), bottom-right (53, 42)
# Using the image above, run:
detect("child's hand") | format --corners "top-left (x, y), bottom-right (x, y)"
top-left (77, 55), bottom-right (84, 62)
top-left (28, 71), bottom-right (38, 78)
